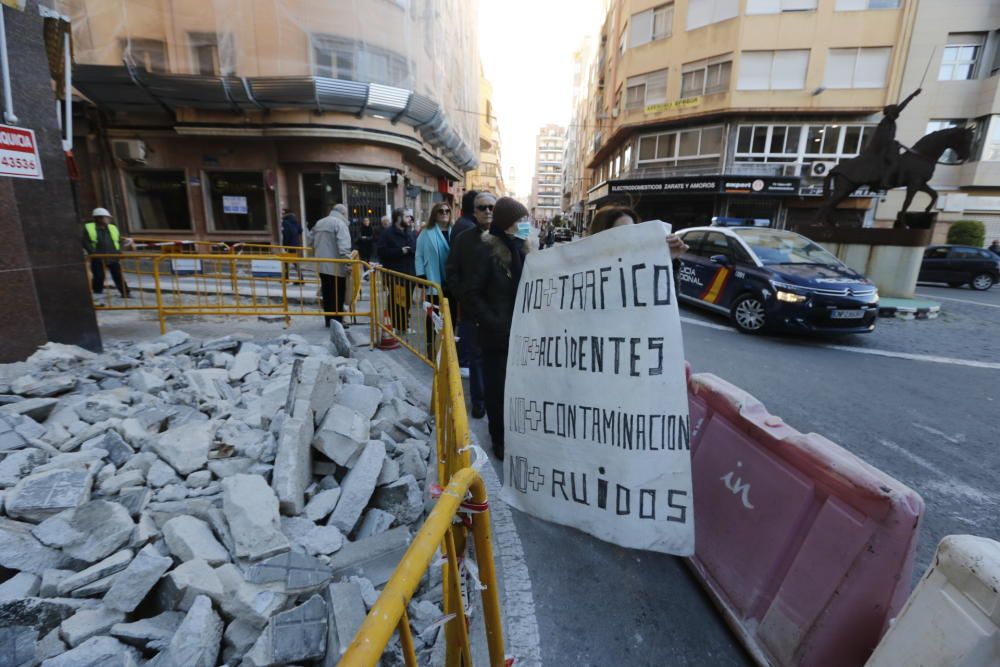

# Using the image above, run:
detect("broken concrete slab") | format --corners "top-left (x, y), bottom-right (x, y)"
top-left (151, 421), bottom-right (216, 476)
top-left (59, 606), bottom-right (125, 648)
top-left (229, 345), bottom-right (262, 382)
top-left (245, 550), bottom-right (332, 594)
top-left (327, 441), bottom-right (386, 534)
top-left (39, 569), bottom-right (74, 598)
top-left (222, 618), bottom-right (259, 663)
top-left (158, 559), bottom-right (225, 611)
top-left (312, 404), bottom-right (370, 466)
top-left (377, 456), bottom-right (400, 487)
top-left (303, 487), bottom-right (341, 523)
top-left (0, 517), bottom-right (76, 574)
top-left (221, 474), bottom-right (289, 561)
top-left (0, 598), bottom-right (95, 639)
top-left (397, 447), bottom-right (428, 481)
top-left (149, 595), bottom-right (223, 667)
top-left (0, 448), bottom-right (47, 488)
top-left (0, 397), bottom-right (59, 422)
top-left (0, 572), bottom-right (41, 600)
top-left (0, 625), bottom-right (37, 667)
top-left (244, 594), bottom-right (327, 667)
top-left (98, 469), bottom-right (144, 495)
top-left (129, 370), bottom-right (166, 394)
top-left (327, 526), bottom-right (411, 587)
top-left (183, 369), bottom-right (229, 402)
top-left (206, 456), bottom-right (254, 479)
top-left (10, 375), bottom-right (77, 399)
top-left (336, 384), bottom-right (383, 420)
top-left (56, 550), bottom-right (133, 597)
top-left (356, 508), bottom-right (396, 540)
top-left (0, 413), bottom-right (46, 452)
top-left (82, 430), bottom-right (133, 468)
top-left (38, 635), bottom-right (139, 667)
top-left (31, 500), bottom-right (134, 563)
top-left (298, 525), bottom-right (345, 557)
top-left (162, 515), bottom-right (229, 565)
top-left (103, 545), bottom-right (173, 614)
top-left (371, 475), bottom-right (423, 526)
top-left (145, 459), bottom-right (178, 488)
top-left (110, 611), bottom-right (183, 652)
top-left (324, 581), bottom-right (368, 664)
top-left (185, 470), bottom-right (211, 488)
top-left (271, 415), bottom-right (313, 516)
top-left (4, 468), bottom-right (92, 523)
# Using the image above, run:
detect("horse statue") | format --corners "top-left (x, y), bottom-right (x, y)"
top-left (815, 126), bottom-right (974, 225)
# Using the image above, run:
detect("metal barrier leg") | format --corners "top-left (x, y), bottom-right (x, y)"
top-left (153, 261), bottom-right (166, 335)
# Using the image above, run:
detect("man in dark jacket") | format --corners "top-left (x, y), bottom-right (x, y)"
top-left (446, 191), bottom-right (494, 419)
top-left (377, 210), bottom-right (417, 332)
top-left (989, 240), bottom-right (1000, 257)
top-left (462, 196), bottom-right (530, 460)
top-left (281, 208), bottom-right (303, 281)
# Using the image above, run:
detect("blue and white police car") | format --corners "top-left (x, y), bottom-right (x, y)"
top-left (675, 226), bottom-right (879, 334)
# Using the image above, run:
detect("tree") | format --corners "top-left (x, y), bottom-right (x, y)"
top-left (947, 220), bottom-right (985, 247)
top-left (551, 214), bottom-right (564, 227)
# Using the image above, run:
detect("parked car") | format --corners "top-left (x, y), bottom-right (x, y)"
top-left (918, 245), bottom-right (1000, 291)
top-left (554, 227), bottom-right (573, 243)
top-left (676, 227), bottom-right (879, 334)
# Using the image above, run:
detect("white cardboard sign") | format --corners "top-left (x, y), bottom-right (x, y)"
top-left (501, 221), bottom-right (694, 555)
top-left (222, 195), bottom-right (248, 214)
top-left (0, 124), bottom-right (43, 180)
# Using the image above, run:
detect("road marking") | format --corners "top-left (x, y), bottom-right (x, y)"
top-left (912, 422), bottom-right (965, 445)
top-left (915, 292), bottom-right (1000, 309)
top-left (680, 314), bottom-right (1000, 370)
top-left (875, 439), bottom-right (998, 506)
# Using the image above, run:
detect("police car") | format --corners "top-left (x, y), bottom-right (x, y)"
top-left (675, 226), bottom-right (879, 334)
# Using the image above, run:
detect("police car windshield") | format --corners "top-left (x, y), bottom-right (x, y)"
top-left (733, 229), bottom-right (841, 267)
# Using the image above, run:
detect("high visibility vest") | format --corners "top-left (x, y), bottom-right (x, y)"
top-left (84, 222), bottom-right (121, 251)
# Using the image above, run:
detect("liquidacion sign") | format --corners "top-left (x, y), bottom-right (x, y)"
top-left (502, 221), bottom-right (695, 555)
top-left (0, 125), bottom-right (43, 180)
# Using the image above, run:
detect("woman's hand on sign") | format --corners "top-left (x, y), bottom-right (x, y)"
top-left (667, 234), bottom-right (688, 258)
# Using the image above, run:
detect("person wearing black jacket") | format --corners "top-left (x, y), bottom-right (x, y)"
top-left (461, 196), bottom-right (530, 460)
top-left (357, 217), bottom-right (375, 263)
top-left (377, 209), bottom-right (417, 332)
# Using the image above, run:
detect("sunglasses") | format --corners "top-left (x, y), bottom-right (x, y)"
top-left (438, 209), bottom-right (451, 214)
top-left (476, 205), bottom-right (495, 212)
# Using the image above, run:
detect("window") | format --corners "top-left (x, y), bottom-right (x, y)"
top-left (637, 125), bottom-right (723, 165)
top-left (311, 35), bottom-right (410, 87)
top-left (629, 4), bottom-right (673, 48)
top-left (206, 172), bottom-right (269, 232)
top-left (824, 47), bottom-right (891, 88)
top-left (939, 33), bottom-right (986, 81)
top-left (681, 56), bottom-right (732, 97)
top-left (992, 31), bottom-right (1000, 75)
top-left (623, 145), bottom-right (633, 171)
top-left (834, 0), bottom-right (899, 9)
top-left (189, 32), bottom-right (234, 76)
top-left (746, 0), bottom-right (816, 14)
top-left (619, 30), bottom-right (627, 57)
top-left (734, 123), bottom-right (872, 164)
top-left (686, 0), bottom-right (738, 30)
top-left (625, 69), bottom-right (668, 110)
top-left (738, 50), bottom-right (809, 90)
top-left (122, 39), bottom-right (167, 73)
top-left (701, 232), bottom-right (733, 259)
top-left (124, 170), bottom-right (191, 230)
top-left (924, 247), bottom-right (949, 260)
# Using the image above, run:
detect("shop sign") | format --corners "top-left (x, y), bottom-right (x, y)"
top-left (799, 183), bottom-right (875, 198)
top-left (0, 124), bottom-right (43, 180)
top-left (223, 195), bottom-right (248, 214)
top-left (722, 177), bottom-right (800, 196)
top-left (644, 97), bottom-right (702, 114)
top-left (609, 177), bottom-right (720, 195)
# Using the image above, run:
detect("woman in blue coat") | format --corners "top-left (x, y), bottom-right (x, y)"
top-left (415, 201), bottom-right (455, 357)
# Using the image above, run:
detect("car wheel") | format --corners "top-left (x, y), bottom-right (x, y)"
top-left (731, 294), bottom-right (767, 334)
top-left (970, 273), bottom-right (995, 291)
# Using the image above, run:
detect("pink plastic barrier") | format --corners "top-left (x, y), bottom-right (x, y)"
top-left (686, 372), bottom-right (923, 667)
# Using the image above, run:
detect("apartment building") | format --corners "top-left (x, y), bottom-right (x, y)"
top-left (874, 1), bottom-right (1000, 243)
top-left (563, 36), bottom-right (599, 233)
top-left (531, 124), bottom-right (566, 221)
top-left (465, 70), bottom-right (507, 197)
top-left (571, 0), bottom-right (918, 231)
top-left (61, 0), bottom-right (478, 241)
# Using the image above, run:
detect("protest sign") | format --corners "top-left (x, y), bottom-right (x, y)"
top-left (500, 221), bottom-right (694, 555)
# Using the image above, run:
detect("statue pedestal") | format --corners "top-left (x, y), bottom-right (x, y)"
top-left (796, 226), bottom-right (932, 299)
top-left (894, 211), bottom-right (937, 230)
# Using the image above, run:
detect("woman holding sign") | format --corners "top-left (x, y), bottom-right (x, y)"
top-left (463, 197), bottom-right (533, 460)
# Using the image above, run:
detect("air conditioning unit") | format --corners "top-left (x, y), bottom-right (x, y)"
top-left (810, 161), bottom-right (836, 178)
top-left (781, 163), bottom-right (804, 177)
top-left (112, 139), bottom-right (147, 164)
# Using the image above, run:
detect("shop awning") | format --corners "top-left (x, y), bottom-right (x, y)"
top-left (339, 166), bottom-right (392, 185)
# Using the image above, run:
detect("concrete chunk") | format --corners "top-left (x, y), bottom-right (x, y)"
top-left (158, 559), bottom-right (225, 611)
top-left (356, 508), bottom-right (396, 540)
top-left (0, 572), bottom-right (40, 600)
top-left (0, 397), bottom-right (58, 422)
top-left (162, 515), bottom-right (229, 565)
top-left (221, 474), bottom-right (289, 561)
top-left (229, 346), bottom-right (261, 382)
top-left (151, 421), bottom-right (216, 476)
top-left (244, 594), bottom-right (327, 667)
top-left (327, 526), bottom-right (411, 587)
top-left (371, 475), bottom-right (424, 526)
top-left (59, 606), bottom-right (124, 648)
top-left (0, 517), bottom-right (75, 575)
top-left (147, 595), bottom-right (223, 667)
top-left (57, 550), bottom-right (133, 596)
top-left (129, 370), bottom-right (166, 394)
top-left (324, 581), bottom-right (368, 663)
top-left (312, 404), bottom-right (370, 466)
top-left (103, 545), bottom-right (173, 613)
top-left (0, 448), bottom-right (47, 488)
top-left (303, 487), bottom-right (341, 523)
top-left (272, 415), bottom-right (313, 516)
top-left (327, 441), bottom-right (386, 534)
top-left (298, 525), bottom-right (346, 557)
top-left (0, 625), bottom-right (37, 667)
top-left (39, 635), bottom-right (139, 667)
top-left (245, 550), bottom-right (332, 594)
top-left (4, 468), bottom-right (92, 523)
top-left (32, 500), bottom-right (134, 563)
top-left (85, 430), bottom-right (133, 467)
top-left (336, 384), bottom-right (383, 420)
top-left (110, 611), bottom-right (183, 651)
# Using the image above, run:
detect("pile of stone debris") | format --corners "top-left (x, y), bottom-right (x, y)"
top-left (0, 331), bottom-right (451, 666)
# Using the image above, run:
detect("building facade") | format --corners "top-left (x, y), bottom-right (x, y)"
top-left (465, 69), bottom-right (507, 197)
top-left (568, 0), bottom-right (920, 232)
top-left (61, 0), bottom-right (478, 242)
top-left (530, 124), bottom-right (566, 221)
top-left (873, 1), bottom-right (1000, 244)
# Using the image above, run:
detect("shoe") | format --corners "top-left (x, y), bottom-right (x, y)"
top-left (471, 403), bottom-right (486, 419)
top-left (459, 367), bottom-right (470, 379)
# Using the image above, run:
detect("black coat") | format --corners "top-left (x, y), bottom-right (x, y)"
top-left (445, 223), bottom-right (484, 305)
top-left (377, 224), bottom-right (417, 275)
top-left (462, 232), bottom-right (528, 353)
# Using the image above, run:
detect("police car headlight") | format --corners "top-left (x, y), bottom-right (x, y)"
top-left (871, 288), bottom-right (879, 301)
top-left (776, 290), bottom-right (807, 303)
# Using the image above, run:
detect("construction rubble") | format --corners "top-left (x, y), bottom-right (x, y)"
top-left (0, 332), bottom-right (450, 667)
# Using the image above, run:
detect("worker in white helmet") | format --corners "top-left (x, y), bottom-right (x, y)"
top-left (82, 207), bottom-right (130, 301)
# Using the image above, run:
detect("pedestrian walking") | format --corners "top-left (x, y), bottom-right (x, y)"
top-left (989, 239), bottom-right (1000, 257)
top-left (415, 201), bottom-right (456, 358)
top-left (446, 191), bottom-right (494, 419)
top-left (545, 224), bottom-right (556, 249)
top-left (280, 207), bottom-right (304, 282)
top-left (462, 196), bottom-right (533, 460)
top-left (357, 217), bottom-right (375, 263)
top-left (83, 207), bottom-right (130, 303)
top-left (309, 203), bottom-right (352, 327)
top-left (377, 209), bottom-right (418, 333)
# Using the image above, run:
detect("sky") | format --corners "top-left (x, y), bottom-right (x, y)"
top-left (478, 0), bottom-right (606, 199)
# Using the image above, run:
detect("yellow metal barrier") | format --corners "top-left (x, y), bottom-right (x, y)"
top-left (370, 266), bottom-right (443, 367)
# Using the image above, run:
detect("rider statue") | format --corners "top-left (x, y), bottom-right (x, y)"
top-left (868, 88), bottom-right (922, 189)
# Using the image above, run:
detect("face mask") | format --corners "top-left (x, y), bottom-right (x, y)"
top-left (514, 221), bottom-right (532, 240)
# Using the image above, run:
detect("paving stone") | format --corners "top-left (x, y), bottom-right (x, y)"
top-left (59, 606), bottom-right (124, 648)
top-left (151, 421), bottom-right (216, 476)
top-left (4, 468), bottom-right (92, 523)
top-left (327, 526), bottom-right (411, 587)
top-left (328, 441), bottom-right (386, 534)
top-left (336, 384), bottom-right (383, 420)
top-left (312, 404), bottom-right (370, 466)
top-left (56, 550), bottom-right (133, 596)
top-left (244, 594), bottom-right (327, 667)
top-left (110, 611), bottom-right (183, 651)
top-left (10, 376), bottom-right (77, 399)
top-left (298, 525), bottom-right (346, 557)
top-left (245, 550), bottom-right (332, 594)
top-left (149, 595), bottom-right (223, 667)
top-left (216, 569), bottom-right (287, 629)
top-left (0, 517), bottom-right (75, 574)
top-left (221, 474), bottom-right (289, 561)
top-left (0, 448), bottom-right (47, 488)
top-left (303, 487), bottom-right (341, 523)
top-left (32, 500), bottom-right (134, 563)
top-left (285, 357), bottom-right (340, 425)
top-left (229, 344), bottom-right (262, 382)
top-left (356, 508), bottom-right (397, 540)
top-left (0, 413), bottom-right (46, 452)
top-left (324, 581), bottom-right (368, 664)
top-left (103, 545), bottom-right (173, 613)
top-left (0, 397), bottom-right (59, 422)
top-left (32, 449), bottom-right (105, 474)
top-left (40, 635), bottom-right (139, 667)
top-left (158, 559), bottom-right (225, 611)
top-left (222, 618), bottom-right (259, 660)
top-left (83, 431), bottom-right (133, 467)
top-left (0, 572), bottom-right (40, 600)
top-left (272, 415), bottom-right (313, 516)
top-left (0, 625), bottom-right (39, 667)
top-left (162, 515), bottom-right (229, 565)
top-left (129, 370), bottom-right (166, 394)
